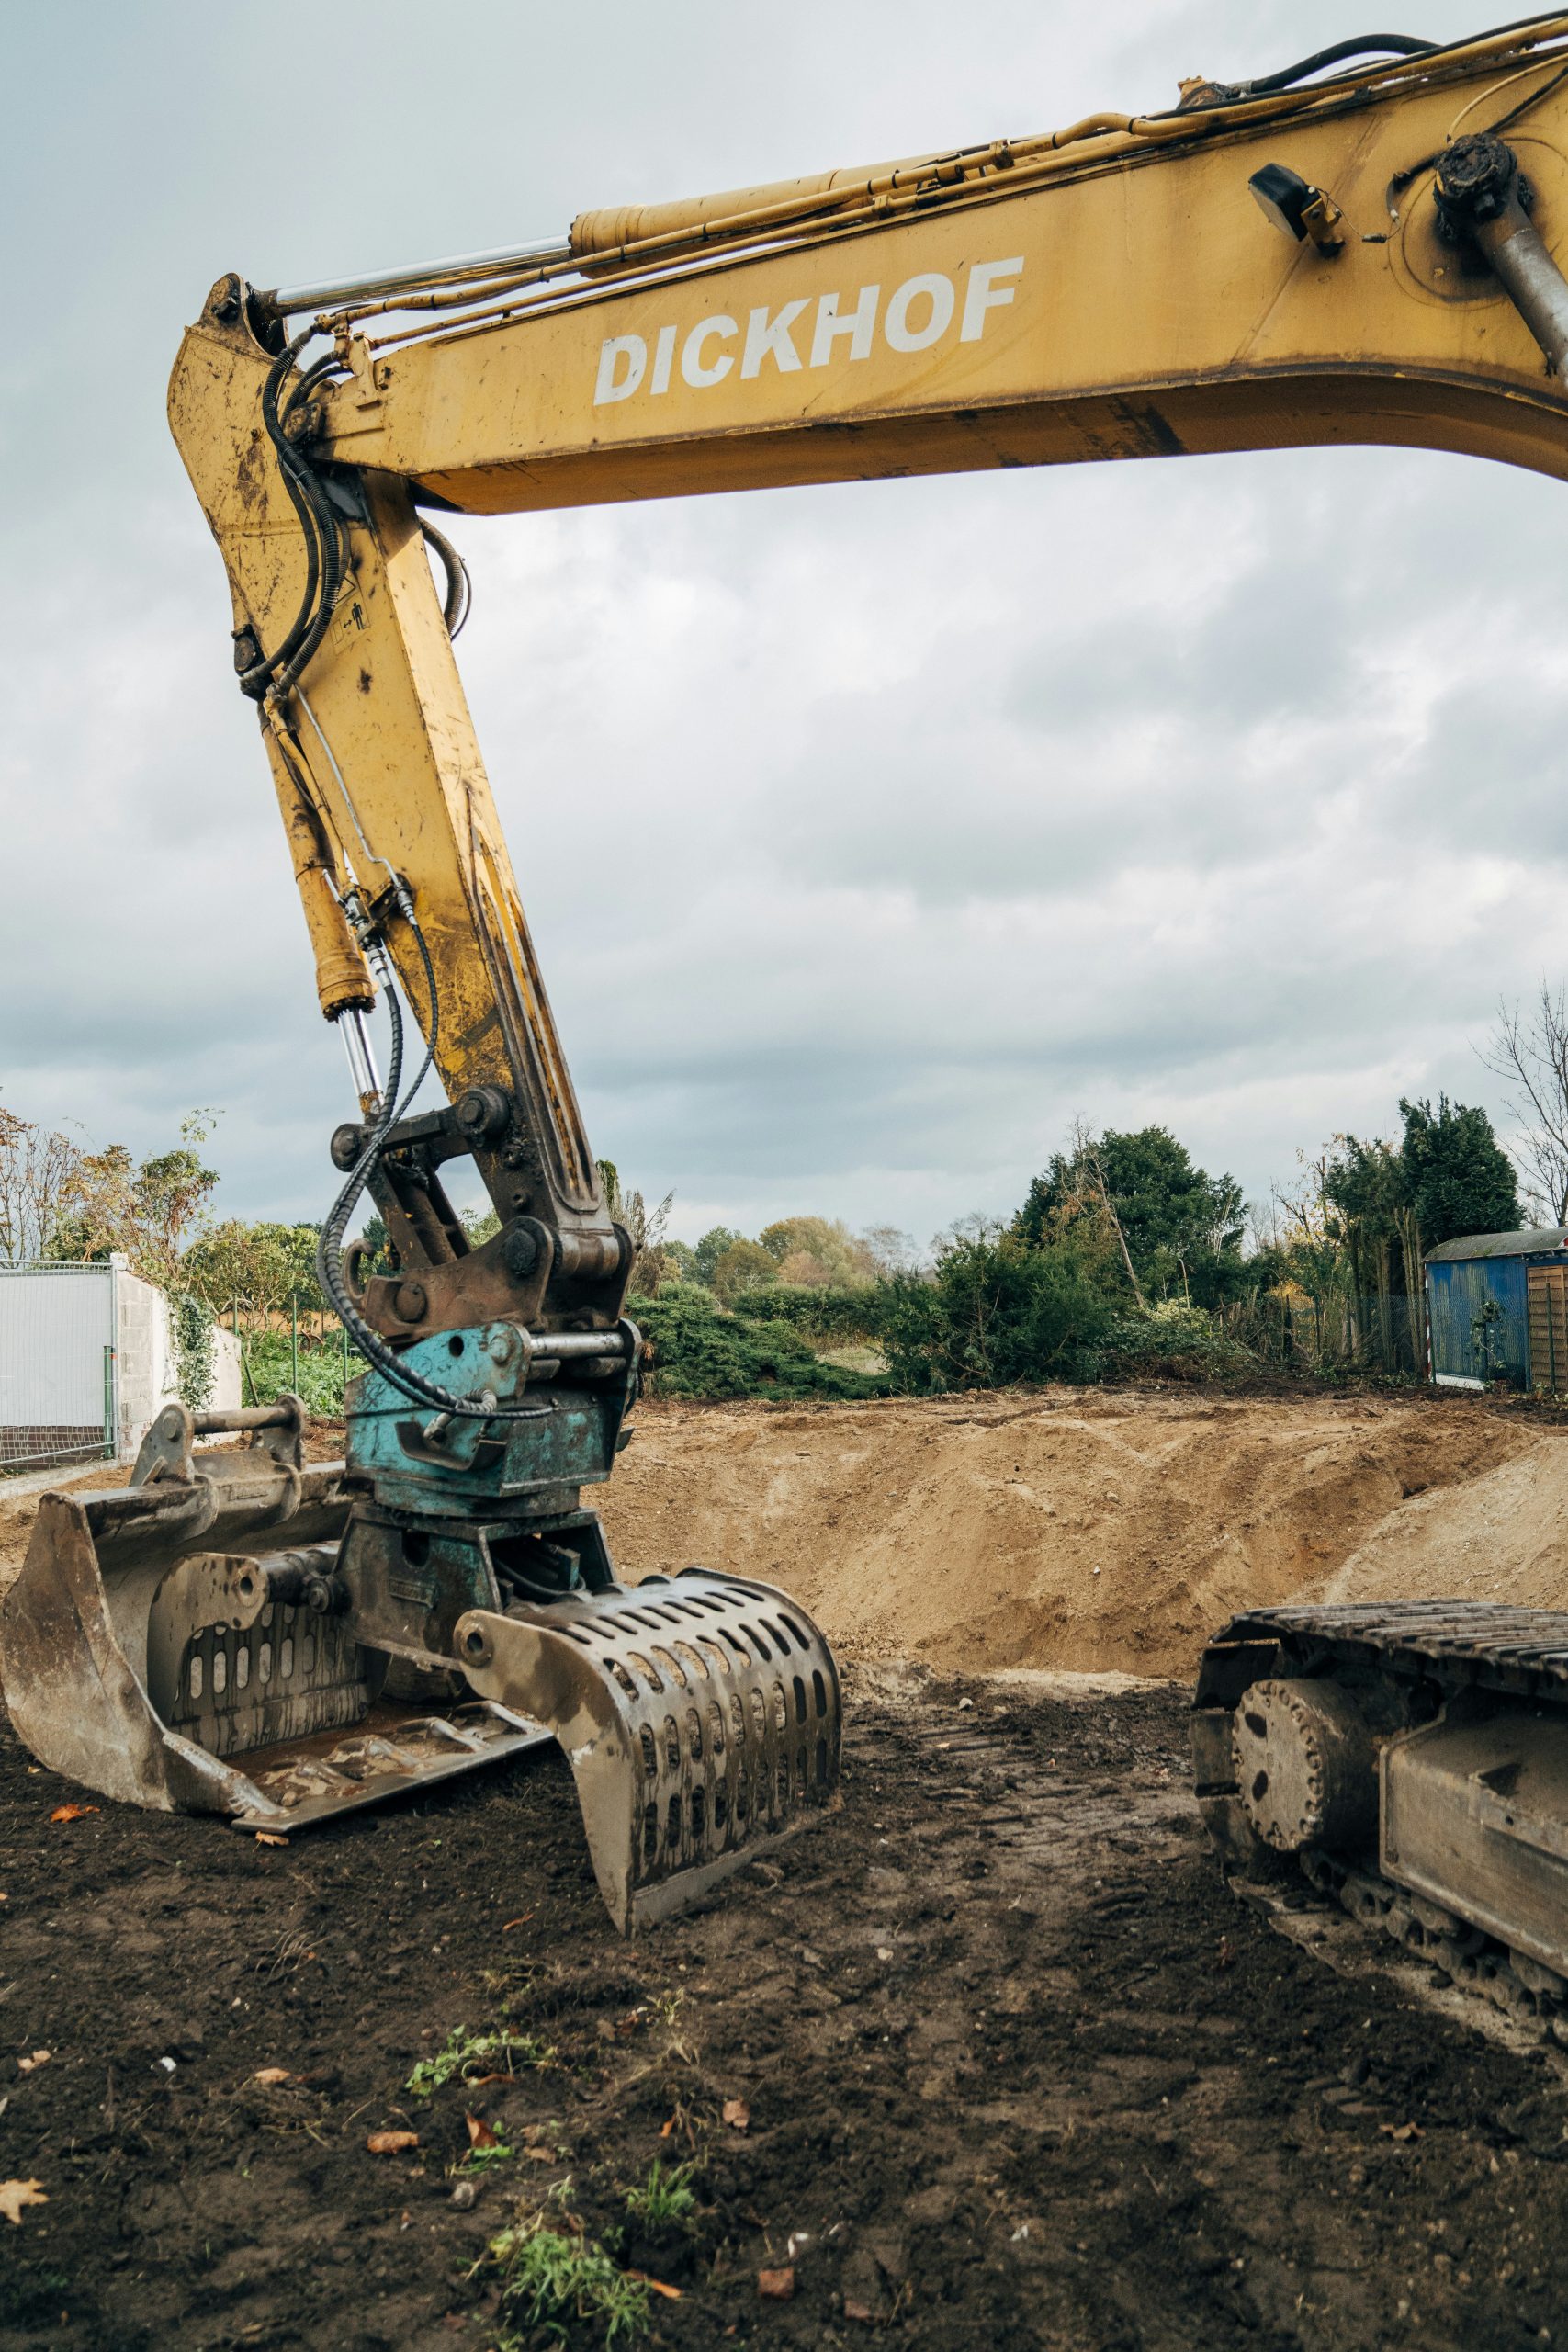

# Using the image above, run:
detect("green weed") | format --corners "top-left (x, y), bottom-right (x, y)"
top-left (487, 2211), bottom-right (649, 2347)
top-left (623, 2157), bottom-right (695, 2229)
top-left (406, 2024), bottom-right (557, 2098)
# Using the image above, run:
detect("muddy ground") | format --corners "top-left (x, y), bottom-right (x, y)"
top-left (6, 1666), bottom-right (1568, 2352)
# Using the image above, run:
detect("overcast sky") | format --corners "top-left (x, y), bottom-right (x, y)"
top-left (6, 0), bottom-right (1566, 1251)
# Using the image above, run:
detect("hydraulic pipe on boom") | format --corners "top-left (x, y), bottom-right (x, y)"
top-left (10, 16), bottom-right (1568, 1975)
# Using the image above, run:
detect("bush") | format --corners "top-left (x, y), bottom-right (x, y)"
top-left (729, 1284), bottom-right (892, 1345)
top-left (881, 1232), bottom-right (1111, 1392)
top-left (628, 1283), bottom-right (886, 1401)
top-left (240, 1327), bottom-right (368, 1417)
top-left (1098, 1300), bottom-right (1258, 1383)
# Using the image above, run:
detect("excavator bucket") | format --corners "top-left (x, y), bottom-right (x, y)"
top-left (0, 1397), bottom-right (841, 1933)
top-left (0, 1399), bottom-right (368, 1819)
top-left (453, 1571), bottom-right (842, 1933)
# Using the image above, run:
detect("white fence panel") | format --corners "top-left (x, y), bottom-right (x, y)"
top-left (0, 1263), bottom-right (115, 1471)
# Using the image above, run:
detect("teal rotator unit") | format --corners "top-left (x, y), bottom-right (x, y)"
top-left (346, 1315), bottom-right (639, 1520)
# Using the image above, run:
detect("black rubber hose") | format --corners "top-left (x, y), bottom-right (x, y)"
top-left (1245, 35), bottom-right (1435, 95)
top-left (240, 341), bottom-right (355, 701)
top-left (272, 415), bottom-right (350, 698)
top-left (420, 519), bottom-right (471, 638)
top-left (238, 333), bottom-right (326, 697)
top-left (314, 906), bottom-right (556, 1421)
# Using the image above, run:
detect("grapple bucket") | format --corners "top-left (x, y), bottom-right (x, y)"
top-left (454, 1570), bottom-right (842, 1932)
top-left (0, 1397), bottom-right (842, 1933)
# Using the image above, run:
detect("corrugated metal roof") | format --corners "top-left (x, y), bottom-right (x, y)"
top-left (1425, 1227), bottom-right (1568, 1263)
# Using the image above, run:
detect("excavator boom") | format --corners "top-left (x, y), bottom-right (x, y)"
top-left (8, 14), bottom-right (1568, 1957)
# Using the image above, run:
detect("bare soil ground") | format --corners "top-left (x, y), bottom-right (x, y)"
top-left (599, 1387), bottom-right (1555, 1677)
top-left (7, 1667), bottom-right (1568, 2352)
top-left (6, 1387), bottom-right (1568, 2349)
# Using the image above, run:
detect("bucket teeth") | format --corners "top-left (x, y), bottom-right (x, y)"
top-left (455, 1570), bottom-right (842, 1933)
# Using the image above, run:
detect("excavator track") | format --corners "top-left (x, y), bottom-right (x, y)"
top-left (1193, 1601), bottom-right (1568, 2032)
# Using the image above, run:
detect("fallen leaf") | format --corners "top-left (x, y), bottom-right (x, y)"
top-left (48, 1805), bottom-right (97, 1825)
top-left (367, 2131), bottom-right (420, 2155)
top-left (501, 1914), bottom-right (535, 1932)
top-left (624, 2271), bottom-right (682, 2301)
top-left (0, 2180), bottom-right (48, 2225)
top-left (465, 2113), bottom-right (500, 2150)
top-left (17, 2052), bottom-right (50, 2076)
top-left (844, 2300), bottom-right (876, 2324)
top-left (253, 2067), bottom-right (292, 2086)
top-left (757, 2267), bottom-right (795, 2301)
top-left (722, 2098), bottom-right (750, 2132)
top-left (1380, 2121), bottom-right (1424, 2143)
top-left (254, 1832), bottom-right (288, 1849)
top-left (524, 2146), bottom-right (555, 2163)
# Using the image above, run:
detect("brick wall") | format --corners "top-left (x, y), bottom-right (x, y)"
top-left (0, 1423), bottom-right (108, 1472)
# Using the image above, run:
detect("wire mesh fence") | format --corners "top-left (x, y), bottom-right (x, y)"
top-left (1220, 1285), bottom-right (1429, 1379)
top-left (223, 1290), bottom-right (369, 1418)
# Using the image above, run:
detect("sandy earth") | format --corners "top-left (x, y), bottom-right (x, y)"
top-left (599, 1388), bottom-right (1559, 1678)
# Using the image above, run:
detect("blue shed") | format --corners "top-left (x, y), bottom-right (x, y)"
top-left (1424, 1227), bottom-right (1568, 1391)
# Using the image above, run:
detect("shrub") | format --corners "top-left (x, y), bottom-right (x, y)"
top-left (239, 1326), bottom-right (367, 1416)
top-left (729, 1283), bottom-right (892, 1345)
top-left (881, 1232), bottom-right (1111, 1392)
top-left (1098, 1299), bottom-right (1258, 1383)
top-left (629, 1283), bottom-right (885, 1400)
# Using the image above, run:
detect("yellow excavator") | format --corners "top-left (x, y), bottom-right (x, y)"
top-left (6, 12), bottom-right (1568, 1975)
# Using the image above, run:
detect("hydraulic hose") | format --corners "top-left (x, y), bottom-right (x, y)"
top-left (420, 519), bottom-right (471, 638)
top-left (1245, 35), bottom-right (1436, 94)
top-left (238, 335), bottom-right (351, 701)
top-left (313, 898), bottom-right (567, 1422)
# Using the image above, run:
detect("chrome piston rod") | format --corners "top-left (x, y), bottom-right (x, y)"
top-left (261, 236), bottom-right (572, 319)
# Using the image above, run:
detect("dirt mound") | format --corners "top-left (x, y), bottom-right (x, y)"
top-left (604, 1389), bottom-right (1551, 1677)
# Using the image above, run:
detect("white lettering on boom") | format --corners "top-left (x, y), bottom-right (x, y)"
top-left (742, 299), bottom-right (809, 378)
top-left (593, 257), bottom-right (1023, 405)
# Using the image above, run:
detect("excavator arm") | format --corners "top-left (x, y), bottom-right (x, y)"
top-left (12, 15), bottom-right (1568, 1953)
top-left (167, 15), bottom-right (1568, 1349)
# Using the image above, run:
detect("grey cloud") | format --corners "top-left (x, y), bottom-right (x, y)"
top-left (6, 0), bottom-right (1564, 1242)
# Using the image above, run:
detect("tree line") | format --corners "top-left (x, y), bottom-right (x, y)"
top-left (0, 1051), bottom-right (1544, 1405)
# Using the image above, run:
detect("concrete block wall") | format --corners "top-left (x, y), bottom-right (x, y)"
top-left (115, 1269), bottom-right (241, 1451)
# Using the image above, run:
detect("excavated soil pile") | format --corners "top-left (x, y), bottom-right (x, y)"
top-left (601, 1389), bottom-right (1559, 1678)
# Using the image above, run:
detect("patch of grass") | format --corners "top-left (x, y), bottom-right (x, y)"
top-left (488, 2211), bottom-right (649, 2348)
top-left (624, 2158), bottom-right (695, 2229)
top-left (406, 2024), bottom-right (557, 2098)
